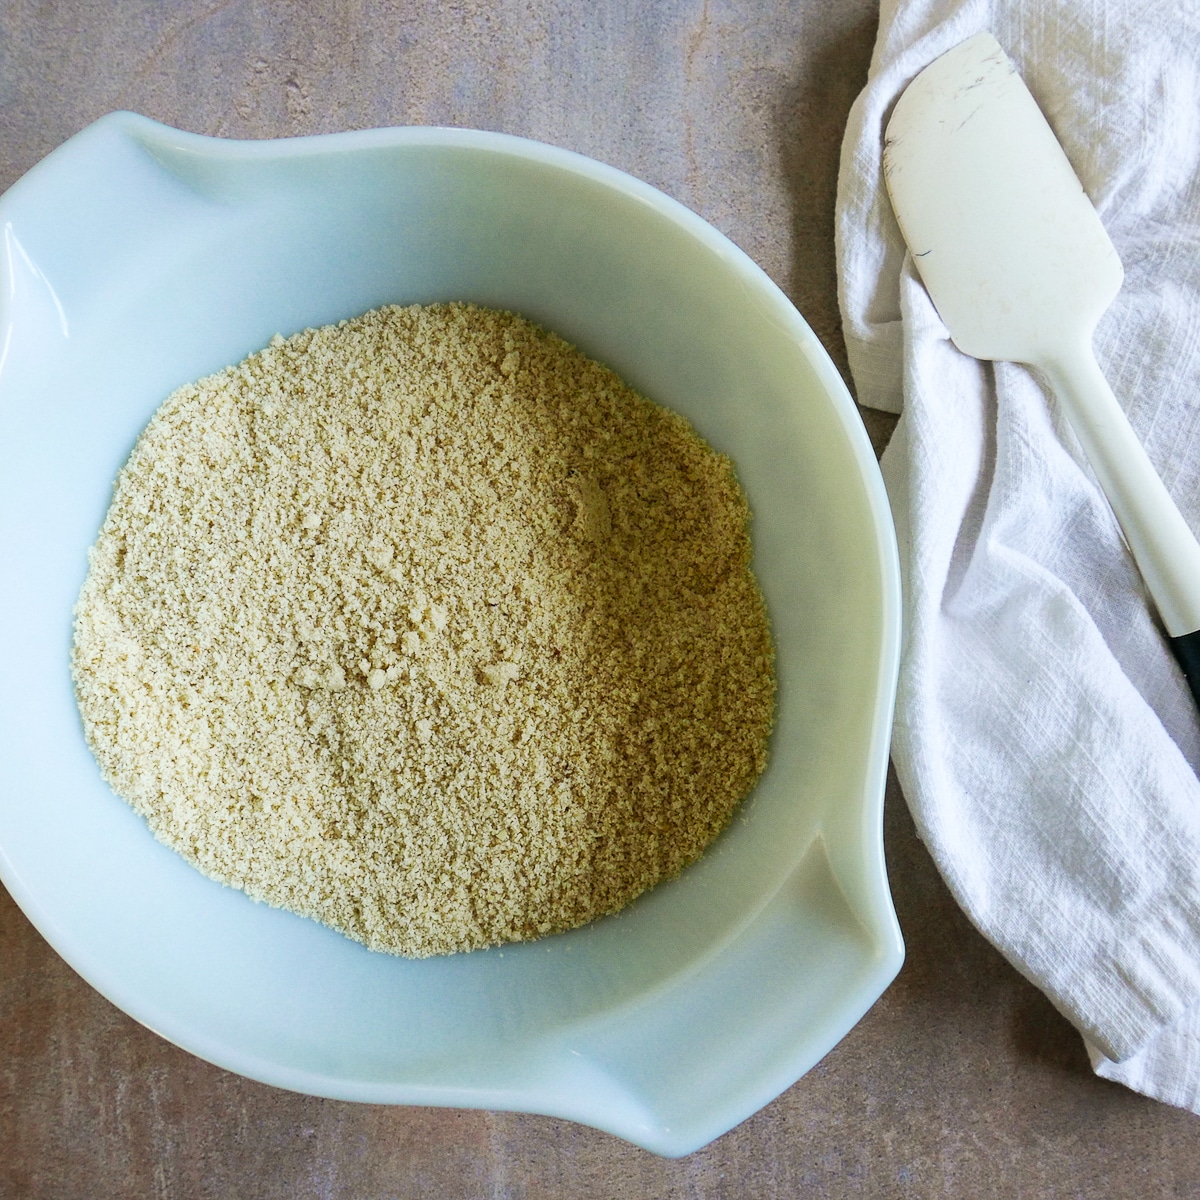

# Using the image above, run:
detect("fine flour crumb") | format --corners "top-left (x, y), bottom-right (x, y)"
top-left (72, 303), bottom-right (776, 957)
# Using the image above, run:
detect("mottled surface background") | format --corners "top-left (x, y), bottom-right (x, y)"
top-left (2, 1), bottom-right (1198, 1196)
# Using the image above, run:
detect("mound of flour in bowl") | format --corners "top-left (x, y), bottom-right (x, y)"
top-left (72, 302), bottom-right (775, 957)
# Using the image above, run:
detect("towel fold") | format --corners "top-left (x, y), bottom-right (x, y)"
top-left (836, 0), bottom-right (1200, 1109)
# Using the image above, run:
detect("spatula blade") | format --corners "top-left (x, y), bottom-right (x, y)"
top-left (883, 31), bottom-right (1122, 366)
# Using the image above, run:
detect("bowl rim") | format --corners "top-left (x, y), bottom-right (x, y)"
top-left (0, 112), bottom-right (903, 1156)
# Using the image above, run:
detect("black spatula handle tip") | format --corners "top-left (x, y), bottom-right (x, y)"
top-left (1168, 629), bottom-right (1200, 712)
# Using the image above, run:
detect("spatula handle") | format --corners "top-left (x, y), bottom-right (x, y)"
top-left (1041, 343), bottom-right (1200, 700)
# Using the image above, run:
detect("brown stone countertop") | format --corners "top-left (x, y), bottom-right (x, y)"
top-left (2, 1), bottom-right (1196, 1195)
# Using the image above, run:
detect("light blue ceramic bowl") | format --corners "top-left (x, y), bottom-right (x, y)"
top-left (0, 113), bottom-right (902, 1156)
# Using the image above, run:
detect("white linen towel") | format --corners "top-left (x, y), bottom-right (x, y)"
top-left (837, 0), bottom-right (1200, 1109)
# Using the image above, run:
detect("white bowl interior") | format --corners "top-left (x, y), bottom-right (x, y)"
top-left (0, 115), bottom-right (901, 1155)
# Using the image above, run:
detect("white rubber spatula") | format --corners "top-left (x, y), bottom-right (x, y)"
top-left (883, 30), bottom-right (1200, 708)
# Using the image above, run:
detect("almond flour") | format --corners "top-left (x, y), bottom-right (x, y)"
top-left (72, 303), bottom-right (775, 957)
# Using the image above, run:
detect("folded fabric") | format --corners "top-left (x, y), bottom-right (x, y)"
top-left (836, 0), bottom-right (1200, 1110)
